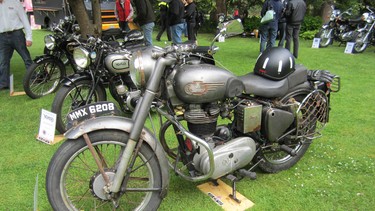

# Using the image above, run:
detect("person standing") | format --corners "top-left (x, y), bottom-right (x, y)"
top-left (168, 0), bottom-right (185, 44)
top-left (259, 0), bottom-right (283, 53)
top-left (184, 0), bottom-right (196, 42)
top-left (278, 0), bottom-right (288, 47)
top-left (0, 0), bottom-right (32, 91)
top-left (133, 0), bottom-right (155, 46)
top-left (285, 0), bottom-right (306, 58)
top-left (156, 1), bottom-right (171, 42)
top-left (114, 0), bottom-right (134, 32)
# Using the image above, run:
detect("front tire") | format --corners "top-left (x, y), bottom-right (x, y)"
top-left (317, 28), bottom-right (332, 48)
top-left (256, 89), bottom-right (315, 173)
top-left (352, 31), bottom-right (369, 53)
top-left (46, 130), bottom-right (163, 210)
top-left (51, 80), bottom-right (106, 134)
top-left (23, 58), bottom-right (65, 99)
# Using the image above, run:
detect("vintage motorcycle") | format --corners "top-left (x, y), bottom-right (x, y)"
top-left (45, 27), bottom-right (340, 210)
top-left (23, 15), bottom-right (127, 99)
top-left (317, 6), bottom-right (363, 48)
top-left (352, 6), bottom-right (375, 53)
top-left (23, 15), bottom-right (81, 99)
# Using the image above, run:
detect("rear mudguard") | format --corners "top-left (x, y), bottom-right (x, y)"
top-left (64, 116), bottom-right (170, 198)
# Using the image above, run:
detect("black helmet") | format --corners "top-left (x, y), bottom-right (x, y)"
top-left (254, 47), bottom-right (295, 80)
top-left (124, 30), bottom-right (144, 42)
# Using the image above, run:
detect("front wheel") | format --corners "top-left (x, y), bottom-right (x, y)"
top-left (352, 31), bottom-right (369, 53)
top-left (46, 130), bottom-right (164, 210)
top-left (51, 80), bottom-right (106, 134)
top-left (23, 58), bottom-right (65, 99)
top-left (317, 28), bottom-right (332, 48)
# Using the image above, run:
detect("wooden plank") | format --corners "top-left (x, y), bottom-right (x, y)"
top-left (197, 179), bottom-right (254, 210)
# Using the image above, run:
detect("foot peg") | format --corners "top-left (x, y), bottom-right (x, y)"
top-left (280, 144), bottom-right (297, 156)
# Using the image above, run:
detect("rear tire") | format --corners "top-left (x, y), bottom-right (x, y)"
top-left (51, 80), bottom-right (106, 134)
top-left (256, 89), bottom-right (314, 173)
top-left (46, 130), bottom-right (163, 210)
top-left (23, 58), bottom-right (65, 99)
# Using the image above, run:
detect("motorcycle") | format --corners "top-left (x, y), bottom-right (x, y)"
top-left (352, 6), bottom-right (375, 53)
top-left (23, 16), bottom-right (128, 99)
top-left (50, 30), bottom-right (146, 134)
top-left (317, 6), bottom-right (363, 48)
top-left (23, 15), bottom-right (81, 99)
top-left (45, 26), bottom-right (340, 210)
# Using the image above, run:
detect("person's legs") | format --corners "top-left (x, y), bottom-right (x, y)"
top-left (267, 24), bottom-right (278, 49)
top-left (12, 30), bottom-right (32, 69)
top-left (141, 22), bottom-right (155, 46)
top-left (0, 34), bottom-right (14, 89)
top-left (171, 23), bottom-right (184, 44)
top-left (292, 24), bottom-right (301, 58)
top-left (285, 24), bottom-right (293, 52)
top-left (278, 22), bottom-right (286, 47)
top-left (260, 25), bottom-right (269, 52)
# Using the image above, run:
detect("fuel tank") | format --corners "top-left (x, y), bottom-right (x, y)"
top-left (174, 64), bottom-right (241, 103)
top-left (104, 52), bottom-right (132, 74)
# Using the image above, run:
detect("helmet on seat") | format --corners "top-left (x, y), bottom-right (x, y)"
top-left (254, 47), bottom-right (295, 80)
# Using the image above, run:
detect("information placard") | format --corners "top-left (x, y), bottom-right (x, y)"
top-left (312, 38), bottom-right (321, 48)
top-left (344, 42), bottom-right (355, 54)
top-left (37, 109), bottom-right (57, 144)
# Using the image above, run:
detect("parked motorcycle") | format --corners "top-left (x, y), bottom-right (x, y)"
top-left (23, 16), bottom-right (128, 99)
top-left (23, 16), bottom-right (81, 99)
top-left (45, 27), bottom-right (340, 210)
top-left (352, 6), bottom-right (375, 53)
top-left (317, 6), bottom-right (363, 48)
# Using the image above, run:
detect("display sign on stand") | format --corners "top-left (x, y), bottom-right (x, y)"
top-left (344, 42), bottom-right (355, 54)
top-left (9, 74), bottom-right (25, 96)
top-left (37, 109), bottom-right (62, 145)
top-left (312, 38), bottom-right (321, 48)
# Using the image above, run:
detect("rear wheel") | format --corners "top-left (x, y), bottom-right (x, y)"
top-left (46, 130), bottom-right (164, 210)
top-left (51, 80), bottom-right (106, 134)
top-left (23, 58), bottom-right (65, 99)
top-left (257, 89), bottom-right (324, 173)
top-left (352, 31), bottom-right (369, 53)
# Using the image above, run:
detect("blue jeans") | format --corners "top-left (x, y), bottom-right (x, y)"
top-left (170, 23), bottom-right (185, 44)
top-left (141, 22), bottom-right (155, 46)
top-left (259, 22), bottom-right (278, 53)
top-left (0, 29), bottom-right (32, 88)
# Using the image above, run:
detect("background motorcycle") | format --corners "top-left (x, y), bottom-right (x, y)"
top-left (23, 16), bottom-right (127, 99)
top-left (51, 31), bottom-right (145, 134)
top-left (23, 16), bottom-right (81, 99)
top-left (45, 27), bottom-right (340, 210)
top-left (316, 6), bottom-right (362, 48)
top-left (352, 6), bottom-right (375, 53)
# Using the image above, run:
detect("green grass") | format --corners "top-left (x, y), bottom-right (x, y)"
top-left (0, 30), bottom-right (374, 210)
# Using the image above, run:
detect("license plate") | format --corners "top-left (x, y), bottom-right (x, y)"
top-left (66, 101), bottom-right (120, 129)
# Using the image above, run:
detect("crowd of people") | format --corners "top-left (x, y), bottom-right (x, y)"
top-left (260, 0), bottom-right (307, 58)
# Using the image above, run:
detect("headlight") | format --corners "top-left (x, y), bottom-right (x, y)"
top-left (44, 35), bottom-right (56, 50)
top-left (73, 46), bottom-right (90, 69)
top-left (219, 15), bottom-right (225, 23)
top-left (129, 46), bottom-right (159, 88)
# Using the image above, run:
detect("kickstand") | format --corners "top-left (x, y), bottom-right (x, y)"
top-left (227, 175), bottom-right (241, 204)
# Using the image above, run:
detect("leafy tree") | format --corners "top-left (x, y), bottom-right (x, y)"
top-left (67, 0), bottom-right (101, 38)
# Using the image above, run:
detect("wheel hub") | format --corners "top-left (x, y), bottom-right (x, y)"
top-left (89, 170), bottom-right (115, 200)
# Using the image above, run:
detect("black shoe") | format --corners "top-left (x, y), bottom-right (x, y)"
top-left (156, 38), bottom-right (161, 41)
top-left (0, 86), bottom-right (9, 91)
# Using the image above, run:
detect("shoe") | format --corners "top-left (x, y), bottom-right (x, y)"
top-left (156, 38), bottom-right (161, 41)
top-left (0, 86), bottom-right (9, 91)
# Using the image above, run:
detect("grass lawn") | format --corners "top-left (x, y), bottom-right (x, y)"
top-left (0, 29), bottom-right (374, 210)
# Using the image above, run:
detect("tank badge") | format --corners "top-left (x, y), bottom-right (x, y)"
top-left (184, 81), bottom-right (224, 95)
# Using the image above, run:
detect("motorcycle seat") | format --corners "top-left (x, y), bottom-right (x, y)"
top-left (239, 64), bottom-right (308, 98)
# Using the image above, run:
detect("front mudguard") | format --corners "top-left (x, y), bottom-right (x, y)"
top-left (64, 116), bottom-right (170, 198)
top-left (32, 54), bottom-right (66, 75)
top-left (60, 71), bottom-right (106, 91)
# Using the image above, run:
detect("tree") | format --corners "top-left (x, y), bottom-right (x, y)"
top-left (66, 0), bottom-right (101, 39)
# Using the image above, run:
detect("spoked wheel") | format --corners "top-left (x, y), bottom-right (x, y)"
top-left (256, 89), bottom-right (327, 173)
top-left (352, 31), bottom-right (369, 53)
top-left (23, 58), bottom-right (65, 99)
top-left (51, 80), bottom-right (106, 134)
top-left (318, 29), bottom-right (332, 48)
top-left (46, 130), bottom-right (163, 210)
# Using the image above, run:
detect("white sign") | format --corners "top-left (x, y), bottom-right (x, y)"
top-left (344, 42), bottom-right (355, 54)
top-left (218, 35), bottom-right (225, 42)
top-left (37, 109), bottom-right (57, 144)
top-left (312, 38), bottom-right (321, 48)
